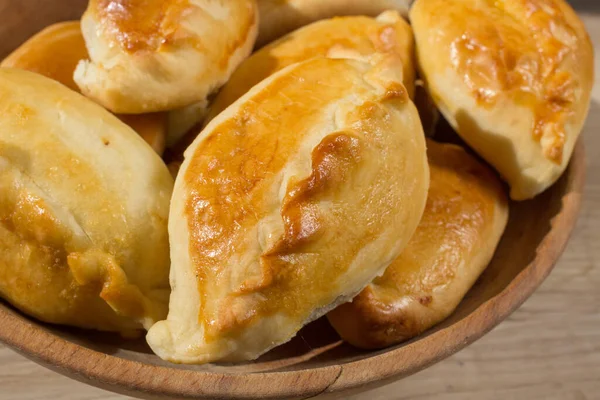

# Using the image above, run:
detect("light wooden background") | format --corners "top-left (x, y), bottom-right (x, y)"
top-left (1, 10), bottom-right (599, 400)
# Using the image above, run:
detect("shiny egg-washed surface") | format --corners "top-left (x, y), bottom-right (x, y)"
top-left (411, 0), bottom-right (593, 200)
top-left (207, 11), bottom-right (415, 122)
top-left (94, 0), bottom-right (190, 53)
top-left (443, 0), bottom-right (581, 163)
top-left (189, 60), bottom-right (416, 339)
top-left (0, 158), bottom-right (141, 332)
top-left (147, 57), bottom-right (429, 364)
top-left (75, 0), bottom-right (258, 113)
top-left (328, 140), bottom-right (509, 349)
top-left (94, 0), bottom-right (256, 70)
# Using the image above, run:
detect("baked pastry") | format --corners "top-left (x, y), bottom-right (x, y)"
top-left (0, 22), bottom-right (87, 92)
top-left (410, 0), bottom-right (593, 200)
top-left (0, 68), bottom-right (173, 332)
top-left (146, 56), bottom-right (429, 363)
top-left (119, 113), bottom-right (167, 155)
top-left (1, 21), bottom-right (167, 155)
top-left (165, 100), bottom-right (209, 149)
top-left (328, 139), bottom-right (509, 349)
top-left (207, 11), bottom-right (415, 122)
top-left (257, 0), bottom-right (412, 47)
top-left (74, 0), bottom-right (259, 114)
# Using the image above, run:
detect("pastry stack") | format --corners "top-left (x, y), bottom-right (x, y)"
top-left (0, 0), bottom-right (592, 364)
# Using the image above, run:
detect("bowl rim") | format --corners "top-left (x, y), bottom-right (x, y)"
top-left (0, 140), bottom-right (586, 400)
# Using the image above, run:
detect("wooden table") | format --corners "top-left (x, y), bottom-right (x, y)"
top-left (1, 10), bottom-right (599, 400)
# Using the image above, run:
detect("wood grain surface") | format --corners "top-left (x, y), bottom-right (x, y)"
top-left (0, 8), bottom-right (599, 400)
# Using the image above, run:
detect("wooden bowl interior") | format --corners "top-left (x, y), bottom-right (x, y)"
top-left (0, 1), bottom-right (587, 398)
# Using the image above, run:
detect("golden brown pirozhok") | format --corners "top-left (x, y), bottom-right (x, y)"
top-left (74, 0), bottom-right (258, 114)
top-left (256, 0), bottom-right (411, 47)
top-left (411, 0), bottom-right (593, 200)
top-left (328, 140), bottom-right (509, 349)
top-left (147, 56), bottom-right (429, 364)
top-left (0, 69), bottom-right (173, 333)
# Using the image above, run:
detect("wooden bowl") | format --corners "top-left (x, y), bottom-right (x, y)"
top-left (0, 1), bottom-right (587, 399)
